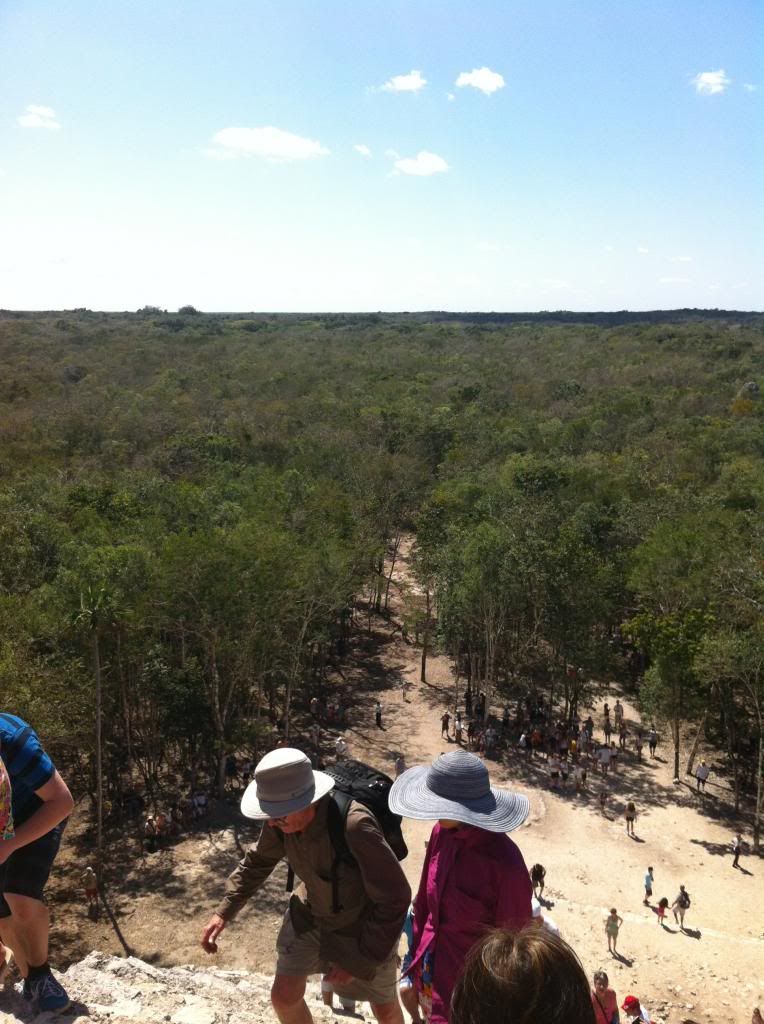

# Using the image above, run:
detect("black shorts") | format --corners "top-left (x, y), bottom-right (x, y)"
top-left (0, 822), bottom-right (66, 915)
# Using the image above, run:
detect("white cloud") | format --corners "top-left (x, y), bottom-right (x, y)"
top-left (17, 104), bottom-right (60, 129)
top-left (447, 93), bottom-right (455, 102)
top-left (206, 126), bottom-right (329, 162)
top-left (692, 70), bottom-right (731, 95)
top-left (384, 148), bottom-right (400, 160)
top-left (671, 255), bottom-right (693, 263)
top-left (659, 276), bottom-right (691, 284)
top-left (392, 151), bottom-right (448, 176)
top-left (353, 144), bottom-right (371, 157)
top-left (455, 67), bottom-right (505, 96)
top-left (380, 70), bottom-right (427, 93)
top-left (603, 244), bottom-right (614, 252)
top-left (637, 246), bottom-right (649, 254)
top-left (743, 83), bottom-right (757, 92)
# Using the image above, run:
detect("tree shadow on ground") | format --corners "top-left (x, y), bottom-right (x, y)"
top-left (689, 837), bottom-right (737, 858)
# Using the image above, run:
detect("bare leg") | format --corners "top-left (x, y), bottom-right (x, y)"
top-left (271, 974), bottom-right (313, 1024)
top-left (399, 986), bottom-right (421, 1024)
top-left (370, 998), bottom-right (405, 1024)
top-left (0, 895), bottom-right (51, 977)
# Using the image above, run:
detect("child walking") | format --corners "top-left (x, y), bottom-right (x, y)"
top-left (657, 897), bottom-right (669, 927)
top-left (606, 908), bottom-right (623, 954)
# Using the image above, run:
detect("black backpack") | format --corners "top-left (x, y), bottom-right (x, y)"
top-left (285, 759), bottom-right (408, 913)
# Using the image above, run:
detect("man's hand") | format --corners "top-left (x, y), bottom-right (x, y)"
top-left (201, 914), bottom-right (226, 953)
top-left (324, 965), bottom-right (354, 987)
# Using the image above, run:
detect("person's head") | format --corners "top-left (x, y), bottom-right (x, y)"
top-left (622, 995), bottom-right (642, 1018)
top-left (679, 884), bottom-right (686, 892)
top-left (240, 748), bottom-right (335, 828)
top-left (648, 866), bottom-right (653, 873)
top-left (592, 971), bottom-right (609, 993)
top-left (451, 927), bottom-right (596, 1024)
top-left (609, 908), bottom-right (617, 916)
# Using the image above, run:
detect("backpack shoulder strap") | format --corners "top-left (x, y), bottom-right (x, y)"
top-left (327, 791), bottom-right (354, 913)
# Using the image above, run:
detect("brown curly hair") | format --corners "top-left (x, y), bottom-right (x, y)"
top-left (451, 927), bottom-right (596, 1024)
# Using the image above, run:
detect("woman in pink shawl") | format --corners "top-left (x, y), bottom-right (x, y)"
top-left (389, 750), bottom-right (532, 1024)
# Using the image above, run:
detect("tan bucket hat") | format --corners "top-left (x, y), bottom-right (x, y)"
top-left (240, 747), bottom-right (335, 820)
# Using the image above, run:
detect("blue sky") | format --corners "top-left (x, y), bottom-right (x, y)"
top-left (1, 0), bottom-right (761, 312)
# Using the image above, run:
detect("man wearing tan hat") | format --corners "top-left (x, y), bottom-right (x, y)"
top-left (202, 748), bottom-right (410, 1024)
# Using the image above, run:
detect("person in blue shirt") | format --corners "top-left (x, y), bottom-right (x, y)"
top-left (0, 713), bottom-right (74, 1012)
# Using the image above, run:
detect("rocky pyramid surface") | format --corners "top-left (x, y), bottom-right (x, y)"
top-left (0, 953), bottom-right (366, 1024)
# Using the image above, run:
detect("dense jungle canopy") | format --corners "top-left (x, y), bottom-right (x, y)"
top-left (0, 308), bottom-right (762, 844)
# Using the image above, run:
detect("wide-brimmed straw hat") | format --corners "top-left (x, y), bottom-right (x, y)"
top-left (389, 749), bottom-right (529, 832)
top-left (241, 748), bottom-right (335, 820)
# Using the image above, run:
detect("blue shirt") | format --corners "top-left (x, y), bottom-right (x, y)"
top-left (0, 714), bottom-right (55, 826)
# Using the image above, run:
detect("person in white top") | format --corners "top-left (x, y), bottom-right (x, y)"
top-left (334, 736), bottom-right (348, 760)
top-left (531, 897), bottom-right (560, 936)
top-left (695, 760), bottom-right (711, 792)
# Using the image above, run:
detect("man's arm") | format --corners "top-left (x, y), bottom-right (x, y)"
top-left (215, 824), bottom-right (285, 922)
top-left (0, 771), bottom-right (73, 864)
top-left (343, 807), bottom-right (411, 967)
top-left (202, 824), bottom-right (285, 954)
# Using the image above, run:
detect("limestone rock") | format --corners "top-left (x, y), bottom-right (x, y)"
top-left (0, 953), bottom-right (369, 1024)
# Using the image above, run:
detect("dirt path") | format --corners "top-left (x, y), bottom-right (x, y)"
top-left (49, 537), bottom-right (761, 1024)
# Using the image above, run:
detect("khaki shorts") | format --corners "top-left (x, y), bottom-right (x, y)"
top-left (275, 911), bottom-right (398, 1005)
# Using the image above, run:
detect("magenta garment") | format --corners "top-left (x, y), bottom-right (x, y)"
top-left (409, 822), bottom-right (532, 1024)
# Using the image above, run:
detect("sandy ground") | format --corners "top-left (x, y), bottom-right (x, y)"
top-left (47, 539), bottom-right (762, 1024)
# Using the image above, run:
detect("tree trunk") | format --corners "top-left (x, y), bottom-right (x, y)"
top-left (217, 749), bottom-right (227, 797)
top-left (672, 713), bottom-right (681, 782)
top-left (420, 588), bottom-right (431, 683)
top-left (686, 707), bottom-right (709, 777)
top-left (383, 533), bottom-right (402, 614)
top-left (754, 728), bottom-right (762, 852)
top-left (92, 627), bottom-right (104, 872)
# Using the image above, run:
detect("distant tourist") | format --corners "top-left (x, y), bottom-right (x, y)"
top-left (375, 701), bottom-right (384, 729)
top-left (440, 711), bottom-right (450, 739)
top-left (732, 832), bottom-right (744, 868)
top-left (624, 801), bottom-right (637, 837)
top-left (82, 866), bottom-right (98, 910)
top-left (605, 908), bottom-right (623, 956)
top-left (656, 897), bottom-right (669, 927)
top-left (647, 728), bottom-right (658, 758)
top-left (672, 885), bottom-right (691, 930)
top-left (530, 862), bottom-right (546, 899)
top-left (695, 760), bottom-right (711, 792)
top-left (643, 866), bottom-right (654, 905)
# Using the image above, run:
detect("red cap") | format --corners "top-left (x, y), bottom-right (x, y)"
top-left (622, 995), bottom-right (640, 1012)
